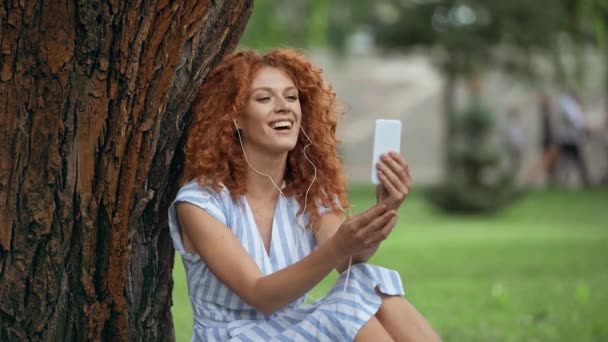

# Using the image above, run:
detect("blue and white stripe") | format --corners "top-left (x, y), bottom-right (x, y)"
top-left (168, 180), bottom-right (405, 341)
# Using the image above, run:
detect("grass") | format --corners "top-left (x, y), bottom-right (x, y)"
top-left (171, 186), bottom-right (608, 341)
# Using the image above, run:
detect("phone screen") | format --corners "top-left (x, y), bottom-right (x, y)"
top-left (371, 119), bottom-right (402, 184)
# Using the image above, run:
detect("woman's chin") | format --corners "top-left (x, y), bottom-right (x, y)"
top-left (268, 140), bottom-right (298, 153)
top-left (273, 133), bottom-right (298, 147)
top-left (279, 142), bottom-right (298, 152)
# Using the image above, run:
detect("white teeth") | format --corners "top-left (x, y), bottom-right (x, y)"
top-left (270, 121), bottom-right (292, 129)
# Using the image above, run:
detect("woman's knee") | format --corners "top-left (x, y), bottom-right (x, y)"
top-left (354, 315), bottom-right (394, 342)
top-left (376, 294), bottom-right (441, 342)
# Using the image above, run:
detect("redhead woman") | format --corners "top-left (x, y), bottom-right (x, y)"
top-left (168, 49), bottom-right (440, 341)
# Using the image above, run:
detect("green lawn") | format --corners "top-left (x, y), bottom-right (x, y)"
top-left (171, 186), bottom-right (608, 341)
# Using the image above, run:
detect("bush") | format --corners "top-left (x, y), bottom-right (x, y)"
top-left (426, 103), bottom-right (524, 213)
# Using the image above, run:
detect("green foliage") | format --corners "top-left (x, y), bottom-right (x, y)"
top-left (426, 103), bottom-right (522, 213)
top-left (328, 0), bottom-right (567, 77)
top-left (172, 187), bottom-right (608, 341)
top-left (239, 0), bottom-right (607, 77)
top-left (569, 0), bottom-right (608, 92)
top-left (326, 0), bottom-right (608, 86)
top-left (239, 1), bottom-right (297, 49)
top-left (239, 0), bottom-right (330, 50)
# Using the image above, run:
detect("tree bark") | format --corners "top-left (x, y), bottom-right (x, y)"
top-left (0, 1), bottom-right (253, 341)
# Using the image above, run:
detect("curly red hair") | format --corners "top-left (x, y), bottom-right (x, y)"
top-left (184, 49), bottom-right (349, 229)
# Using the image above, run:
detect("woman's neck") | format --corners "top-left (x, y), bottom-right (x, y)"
top-left (243, 145), bottom-right (288, 200)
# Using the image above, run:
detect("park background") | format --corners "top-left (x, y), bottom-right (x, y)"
top-left (2, 1), bottom-right (604, 341)
top-left (170, 1), bottom-right (608, 341)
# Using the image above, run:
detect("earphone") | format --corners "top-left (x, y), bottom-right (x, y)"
top-left (234, 118), bottom-right (354, 300)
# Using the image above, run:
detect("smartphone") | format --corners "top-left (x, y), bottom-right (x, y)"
top-left (371, 119), bottom-right (402, 184)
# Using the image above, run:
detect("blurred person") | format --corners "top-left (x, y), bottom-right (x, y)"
top-left (526, 93), bottom-right (559, 185)
top-left (168, 49), bottom-right (440, 341)
top-left (503, 106), bottom-right (526, 177)
top-left (554, 89), bottom-right (592, 187)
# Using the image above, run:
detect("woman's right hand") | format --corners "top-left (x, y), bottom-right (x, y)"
top-left (330, 204), bottom-right (397, 259)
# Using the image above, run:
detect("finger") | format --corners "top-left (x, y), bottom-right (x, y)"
top-left (367, 215), bottom-right (397, 245)
top-left (378, 171), bottom-right (399, 196)
top-left (351, 203), bottom-right (387, 226)
top-left (378, 158), bottom-right (410, 194)
top-left (401, 157), bottom-right (411, 183)
top-left (389, 151), bottom-right (408, 169)
top-left (405, 170), bottom-right (412, 188)
top-left (383, 153), bottom-right (409, 182)
top-left (378, 169), bottom-right (407, 200)
top-left (398, 168), bottom-right (412, 189)
top-left (377, 162), bottom-right (403, 188)
top-left (360, 209), bottom-right (395, 236)
top-left (389, 152), bottom-right (412, 185)
top-left (378, 159), bottom-right (408, 193)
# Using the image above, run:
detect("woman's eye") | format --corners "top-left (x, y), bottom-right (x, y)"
top-left (287, 95), bottom-right (298, 101)
top-left (257, 97), bottom-right (270, 102)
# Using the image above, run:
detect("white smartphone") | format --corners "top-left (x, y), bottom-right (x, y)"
top-left (371, 119), bottom-right (402, 184)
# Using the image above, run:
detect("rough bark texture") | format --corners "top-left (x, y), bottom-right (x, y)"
top-left (0, 0), bottom-right (253, 340)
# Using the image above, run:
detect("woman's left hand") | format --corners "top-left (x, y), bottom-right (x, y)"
top-left (376, 151), bottom-right (412, 211)
top-left (347, 152), bottom-right (411, 265)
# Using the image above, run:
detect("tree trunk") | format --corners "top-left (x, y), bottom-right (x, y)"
top-left (466, 69), bottom-right (482, 103)
top-left (0, 1), bottom-right (253, 341)
top-left (605, 37), bottom-right (608, 118)
top-left (441, 52), bottom-right (457, 167)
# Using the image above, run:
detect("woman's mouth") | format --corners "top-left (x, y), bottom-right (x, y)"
top-left (269, 120), bottom-right (293, 134)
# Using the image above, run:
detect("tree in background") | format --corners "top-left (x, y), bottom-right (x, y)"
top-left (330, 1), bottom-right (562, 211)
top-left (0, 1), bottom-right (253, 340)
top-left (563, 0), bottom-right (608, 112)
top-left (326, 0), bottom-right (608, 210)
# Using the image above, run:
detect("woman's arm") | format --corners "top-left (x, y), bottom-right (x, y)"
top-left (176, 201), bottom-right (394, 315)
top-left (315, 212), bottom-right (386, 273)
top-left (314, 213), bottom-right (347, 272)
top-left (315, 152), bottom-right (411, 269)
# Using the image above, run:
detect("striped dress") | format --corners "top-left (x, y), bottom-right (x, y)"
top-left (168, 180), bottom-right (405, 341)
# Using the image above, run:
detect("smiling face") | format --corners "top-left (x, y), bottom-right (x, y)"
top-left (237, 66), bottom-right (302, 154)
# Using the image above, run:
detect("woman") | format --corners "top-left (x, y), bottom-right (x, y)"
top-left (555, 89), bottom-right (591, 186)
top-left (168, 49), bottom-right (439, 341)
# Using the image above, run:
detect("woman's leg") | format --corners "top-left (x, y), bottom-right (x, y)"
top-left (354, 316), bottom-right (394, 342)
top-left (375, 293), bottom-right (441, 342)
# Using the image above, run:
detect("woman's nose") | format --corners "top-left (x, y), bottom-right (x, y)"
top-left (274, 98), bottom-right (290, 113)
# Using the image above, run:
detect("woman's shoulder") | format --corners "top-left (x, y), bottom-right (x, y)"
top-left (176, 179), bottom-right (231, 203)
top-left (173, 179), bottom-right (237, 226)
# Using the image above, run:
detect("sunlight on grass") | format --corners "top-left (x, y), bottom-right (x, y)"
top-left (171, 187), bottom-right (608, 341)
